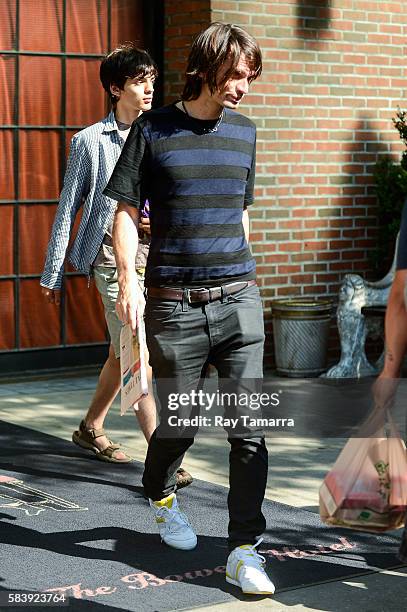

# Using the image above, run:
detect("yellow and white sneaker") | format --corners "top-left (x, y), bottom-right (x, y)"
top-left (149, 493), bottom-right (197, 550)
top-left (226, 538), bottom-right (275, 595)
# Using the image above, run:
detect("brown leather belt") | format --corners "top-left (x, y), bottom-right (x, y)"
top-left (146, 280), bottom-right (256, 304)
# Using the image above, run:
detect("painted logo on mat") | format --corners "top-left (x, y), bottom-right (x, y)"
top-left (0, 475), bottom-right (88, 516)
top-left (44, 537), bottom-right (357, 599)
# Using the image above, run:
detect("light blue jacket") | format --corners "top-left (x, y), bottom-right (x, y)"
top-left (40, 112), bottom-right (124, 289)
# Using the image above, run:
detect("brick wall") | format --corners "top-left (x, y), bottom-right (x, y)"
top-left (163, 0), bottom-right (211, 100)
top-left (164, 0), bottom-right (406, 362)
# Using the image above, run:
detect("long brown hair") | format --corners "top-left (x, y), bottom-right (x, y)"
top-left (182, 23), bottom-right (262, 101)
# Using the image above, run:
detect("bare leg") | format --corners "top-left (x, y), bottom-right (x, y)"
top-left (85, 343), bottom-right (120, 426)
top-left (84, 343), bottom-right (156, 449)
top-left (82, 343), bottom-right (128, 459)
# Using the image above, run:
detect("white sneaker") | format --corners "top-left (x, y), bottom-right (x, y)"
top-left (149, 493), bottom-right (197, 550)
top-left (226, 538), bottom-right (275, 595)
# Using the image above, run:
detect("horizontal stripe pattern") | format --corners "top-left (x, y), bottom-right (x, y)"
top-left (149, 236), bottom-right (247, 254)
top-left (156, 195), bottom-right (243, 209)
top-left (162, 120), bottom-right (255, 143)
top-left (153, 208), bottom-right (242, 226)
top-left (155, 148), bottom-right (252, 168)
top-left (166, 165), bottom-right (248, 181)
top-left (105, 103), bottom-right (257, 287)
top-left (152, 135), bottom-right (254, 156)
top-left (151, 261), bottom-right (256, 285)
top-left (152, 223), bottom-right (245, 240)
top-left (148, 247), bottom-right (252, 267)
top-left (162, 178), bottom-right (246, 197)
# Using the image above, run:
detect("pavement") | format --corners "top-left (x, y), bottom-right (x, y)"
top-left (0, 370), bottom-right (406, 611)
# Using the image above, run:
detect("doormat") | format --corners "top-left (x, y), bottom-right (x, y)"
top-left (0, 420), bottom-right (404, 611)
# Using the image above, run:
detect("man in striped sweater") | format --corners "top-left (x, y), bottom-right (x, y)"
top-left (105, 23), bottom-right (275, 595)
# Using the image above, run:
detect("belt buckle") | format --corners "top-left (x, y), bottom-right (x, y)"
top-left (183, 288), bottom-right (191, 303)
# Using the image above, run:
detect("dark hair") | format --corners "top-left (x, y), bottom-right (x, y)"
top-left (100, 43), bottom-right (158, 106)
top-left (182, 23), bottom-right (262, 101)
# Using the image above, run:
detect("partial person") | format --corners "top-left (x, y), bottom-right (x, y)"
top-left (105, 23), bottom-right (275, 595)
top-left (373, 199), bottom-right (407, 563)
top-left (40, 43), bottom-right (192, 488)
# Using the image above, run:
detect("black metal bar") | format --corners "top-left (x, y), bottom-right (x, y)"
top-left (105, 0), bottom-right (111, 116)
top-left (60, 0), bottom-right (67, 346)
top-left (0, 200), bottom-right (59, 205)
top-left (13, 0), bottom-right (20, 350)
top-left (107, 0), bottom-right (111, 52)
top-left (0, 272), bottom-right (90, 281)
top-left (144, 0), bottom-right (164, 108)
top-left (1, 125), bottom-right (89, 130)
top-left (0, 50), bottom-right (105, 58)
top-left (0, 344), bottom-right (108, 374)
top-left (0, 342), bottom-right (108, 354)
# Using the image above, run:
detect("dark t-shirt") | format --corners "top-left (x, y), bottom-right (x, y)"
top-left (104, 103), bottom-right (257, 288)
top-left (396, 198), bottom-right (407, 270)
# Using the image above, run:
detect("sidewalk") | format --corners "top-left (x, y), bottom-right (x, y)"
top-left (0, 372), bottom-right (406, 611)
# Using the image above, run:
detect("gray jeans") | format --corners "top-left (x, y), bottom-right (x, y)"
top-left (143, 283), bottom-right (268, 549)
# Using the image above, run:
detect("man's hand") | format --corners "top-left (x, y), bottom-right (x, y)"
top-left (140, 216), bottom-right (151, 236)
top-left (116, 272), bottom-right (145, 333)
top-left (41, 287), bottom-right (61, 305)
top-left (372, 373), bottom-right (399, 411)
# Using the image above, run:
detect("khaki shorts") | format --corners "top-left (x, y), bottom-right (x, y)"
top-left (93, 266), bottom-right (145, 358)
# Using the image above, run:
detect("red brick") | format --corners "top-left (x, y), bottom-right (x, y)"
top-left (319, 230), bottom-right (340, 239)
top-left (276, 287), bottom-right (302, 296)
top-left (342, 250), bottom-right (366, 260)
top-left (292, 253), bottom-right (316, 262)
top-left (319, 252), bottom-right (341, 261)
top-left (316, 274), bottom-right (340, 283)
top-left (330, 262), bottom-right (353, 272)
top-left (342, 229), bottom-right (366, 238)
top-left (264, 254), bottom-right (290, 263)
top-left (290, 274), bottom-right (314, 284)
top-left (304, 286), bottom-right (329, 295)
top-left (304, 263), bottom-right (327, 272)
top-left (293, 230), bottom-right (316, 240)
top-left (330, 240), bottom-right (353, 249)
top-left (278, 265), bottom-right (302, 274)
top-left (278, 243), bottom-right (302, 252)
top-left (304, 241), bottom-right (328, 251)
top-left (292, 209), bottom-right (317, 218)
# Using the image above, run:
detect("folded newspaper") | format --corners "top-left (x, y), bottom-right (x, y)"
top-left (119, 321), bottom-right (148, 416)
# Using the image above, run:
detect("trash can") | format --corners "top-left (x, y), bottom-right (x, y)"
top-left (271, 298), bottom-right (333, 377)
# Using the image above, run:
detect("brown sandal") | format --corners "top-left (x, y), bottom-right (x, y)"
top-left (72, 420), bottom-right (133, 464)
top-left (176, 468), bottom-right (193, 490)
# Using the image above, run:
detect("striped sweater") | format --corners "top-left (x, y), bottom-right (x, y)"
top-left (104, 103), bottom-right (257, 288)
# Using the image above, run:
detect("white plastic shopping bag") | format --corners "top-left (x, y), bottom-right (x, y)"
top-left (320, 411), bottom-right (407, 532)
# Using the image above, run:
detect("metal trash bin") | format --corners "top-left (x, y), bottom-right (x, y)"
top-left (271, 298), bottom-right (333, 377)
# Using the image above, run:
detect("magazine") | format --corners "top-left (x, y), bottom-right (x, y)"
top-left (119, 321), bottom-right (148, 416)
